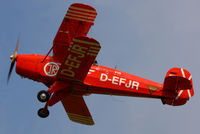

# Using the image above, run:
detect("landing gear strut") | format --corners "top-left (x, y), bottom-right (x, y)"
top-left (37, 90), bottom-right (50, 102)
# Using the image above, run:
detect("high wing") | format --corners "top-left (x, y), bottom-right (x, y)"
top-left (61, 95), bottom-right (94, 125)
top-left (56, 36), bottom-right (101, 82)
top-left (53, 3), bottom-right (97, 59)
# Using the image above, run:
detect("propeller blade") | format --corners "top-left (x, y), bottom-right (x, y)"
top-left (7, 61), bottom-right (16, 83)
top-left (7, 36), bottom-right (20, 84)
top-left (14, 36), bottom-right (19, 56)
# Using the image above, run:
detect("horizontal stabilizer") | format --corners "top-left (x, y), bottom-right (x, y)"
top-left (163, 76), bottom-right (192, 90)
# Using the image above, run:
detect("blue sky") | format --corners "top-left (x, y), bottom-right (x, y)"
top-left (1, 0), bottom-right (200, 134)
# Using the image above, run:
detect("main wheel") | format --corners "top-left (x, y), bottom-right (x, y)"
top-left (38, 108), bottom-right (49, 118)
top-left (37, 90), bottom-right (50, 102)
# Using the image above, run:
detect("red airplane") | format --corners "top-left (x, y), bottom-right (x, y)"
top-left (8, 3), bottom-right (194, 125)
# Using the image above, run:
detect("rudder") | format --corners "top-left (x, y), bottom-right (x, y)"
top-left (162, 67), bottom-right (194, 106)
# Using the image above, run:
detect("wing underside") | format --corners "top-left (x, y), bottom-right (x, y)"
top-left (53, 3), bottom-right (97, 59)
top-left (61, 95), bottom-right (94, 125)
top-left (56, 36), bottom-right (101, 82)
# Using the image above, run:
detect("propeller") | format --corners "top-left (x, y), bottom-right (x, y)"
top-left (7, 36), bottom-right (19, 83)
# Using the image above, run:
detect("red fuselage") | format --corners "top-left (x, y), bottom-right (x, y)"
top-left (16, 54), bottom-right (192, 106)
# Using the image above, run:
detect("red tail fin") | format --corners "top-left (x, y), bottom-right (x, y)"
top-left (163, 68), bottom-right (193, 91)
top-left (162, 68), bottom-right (194, 106)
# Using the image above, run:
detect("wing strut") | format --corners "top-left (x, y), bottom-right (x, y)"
top-left (41, 46), bottom-right (54, 63)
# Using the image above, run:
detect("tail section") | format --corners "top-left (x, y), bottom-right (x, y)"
top-left (162, 68), bottom-right (194, 106)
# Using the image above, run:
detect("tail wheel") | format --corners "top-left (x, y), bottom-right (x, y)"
top-left (37, 90), bottom-right (50, 102)
top-left (38, 108), bottom-right (49, 118)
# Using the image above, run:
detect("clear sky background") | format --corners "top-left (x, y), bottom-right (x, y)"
top-left (0, 0), bottom-right (200, 134)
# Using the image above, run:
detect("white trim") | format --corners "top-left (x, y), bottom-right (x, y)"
top-left (187, 90), bottom-right (191, 99)
top-left (70, 6), bottom-right (97, 13)
top-left (175, 90), bottom-right (183, 100)
top-left (188, 75), bottom-right (192, 80)
top-left (89, 70), bottom-right (95, 72)
top-left (181, 68), bottom-right (185, 78)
